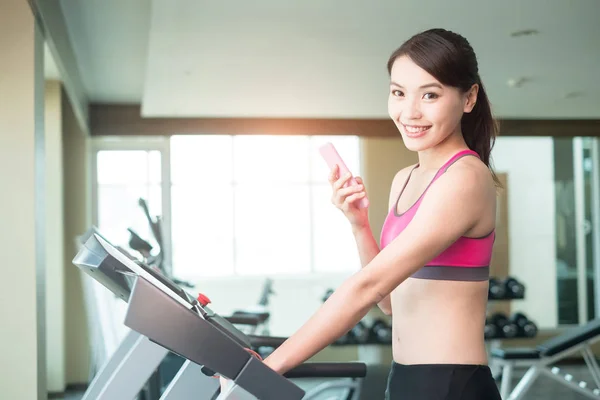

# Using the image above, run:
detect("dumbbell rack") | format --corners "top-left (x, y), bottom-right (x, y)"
top-left (486, 276), bottom-right (529, 379)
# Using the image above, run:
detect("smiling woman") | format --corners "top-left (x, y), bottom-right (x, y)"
top-left (254, 28), bottom-right (503, 400)
top-left (386, 28), bottom-right (499, 186)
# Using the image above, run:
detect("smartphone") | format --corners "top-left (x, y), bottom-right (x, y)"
top-left (319, 142), bottom-right (368, 208)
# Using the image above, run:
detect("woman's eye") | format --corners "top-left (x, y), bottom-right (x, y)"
top-left (423, 93), bottom-right (439, 100)
top-left (392, 90), bottom-right (404, 97)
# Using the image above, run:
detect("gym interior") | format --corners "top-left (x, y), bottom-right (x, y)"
top-left (2, 1), bottom-right (600, 399)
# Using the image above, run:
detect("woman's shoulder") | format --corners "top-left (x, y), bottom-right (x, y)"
top-left (447, 155), bottom-right (495, 188)
top-left (391, 163), bottom-right (419, 188)
top-left (438, 155), bottom-right (497, 205)
top-left (388, 163), bottom-right (419, 206)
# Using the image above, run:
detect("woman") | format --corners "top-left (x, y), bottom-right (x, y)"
top-left (227, 28), bottom-right (503, 399)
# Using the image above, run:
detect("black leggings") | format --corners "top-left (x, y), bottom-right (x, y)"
top-left (385, 362), bottom-right (502, 400)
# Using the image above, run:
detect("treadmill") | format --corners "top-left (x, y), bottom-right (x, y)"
top-left (73, 229), bottom-right (367, 399)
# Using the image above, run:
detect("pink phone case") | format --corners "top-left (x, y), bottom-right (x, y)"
top-left (319, 142), bottom-right (369, 208)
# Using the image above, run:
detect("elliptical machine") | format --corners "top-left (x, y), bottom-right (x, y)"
top-left (227, 278), bottom-right (275, 337)
top-left (127, 198), bottom-right (193, 289)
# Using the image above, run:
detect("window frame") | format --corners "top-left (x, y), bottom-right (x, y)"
top-left (91, 136), bottom-right (174, 276)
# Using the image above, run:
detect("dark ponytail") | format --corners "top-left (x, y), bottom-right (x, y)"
top-left (387, 28), bottom-right (501, 186)
top-left (461, 83), bottom-right (501, 186)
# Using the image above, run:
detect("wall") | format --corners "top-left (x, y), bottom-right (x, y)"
top-left (0, 1), bottom-right (43, 398)
top-left (46, 80), bottom-right (67, 392)
top-left (62, 87), bottom-right (93, 384)
top-left (361, 137), bottom-right (419, 244)
top-left (492, 136), bottom-right (557, 328)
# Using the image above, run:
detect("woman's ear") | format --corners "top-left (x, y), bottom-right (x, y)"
top-left (464, 83), bottom-right (479, 113)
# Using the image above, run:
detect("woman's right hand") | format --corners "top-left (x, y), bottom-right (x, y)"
top-left (329, 164), bottom-right (369, 228)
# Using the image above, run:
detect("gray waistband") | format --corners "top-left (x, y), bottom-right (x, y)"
top-left (411, 266), bottom-right (490, 282)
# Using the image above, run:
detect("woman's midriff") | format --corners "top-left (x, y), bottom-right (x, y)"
top-left (390, 276), bottom-right (490, 365)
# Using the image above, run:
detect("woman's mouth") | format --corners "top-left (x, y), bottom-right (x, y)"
top-left (402, 124), bottom-right (432, 138)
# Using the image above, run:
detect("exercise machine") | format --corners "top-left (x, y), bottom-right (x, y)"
top-left (129, 197), bottom-right (274, 336)
top-left (492, 318), bottom-right (600, 399)
top-left (128, 197), bottom-right (194, 289)
top-left (227, 278), bottom-right (274, 336)
top-left (73, 229), bottom-right (367, 399)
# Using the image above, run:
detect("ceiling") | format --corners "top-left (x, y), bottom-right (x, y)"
top-left (53, 0), bottom-right (600, 119)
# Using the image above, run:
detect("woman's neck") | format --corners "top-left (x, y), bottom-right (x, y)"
top-left (417, 131), bottom-right (469, 171)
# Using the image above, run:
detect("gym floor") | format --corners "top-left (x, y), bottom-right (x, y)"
top-left (52, 363), bottom-right (596, 400)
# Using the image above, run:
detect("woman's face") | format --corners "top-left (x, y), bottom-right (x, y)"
top-left (387, 56), bottom-right (477, 152)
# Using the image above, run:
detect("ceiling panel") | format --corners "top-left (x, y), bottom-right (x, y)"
top-left (58, 0), bottom-right (600, 118)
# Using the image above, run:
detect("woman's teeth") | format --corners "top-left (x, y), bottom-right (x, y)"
top-left (405, 125), bottom-right (430, 133)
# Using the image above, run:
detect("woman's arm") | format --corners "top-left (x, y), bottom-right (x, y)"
top-left (351, 166), bottom-right (415, 314)
top-left (351, 223), bottom-right (391, 314)
top-left (263, 164), bottom-right (493, 375)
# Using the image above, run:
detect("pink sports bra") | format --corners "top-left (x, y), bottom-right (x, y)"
top-left (380, 149), bottom-right (495, 282)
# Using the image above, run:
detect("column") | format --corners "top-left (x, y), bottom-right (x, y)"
top-left (0, 0), bottom-right (46, 398)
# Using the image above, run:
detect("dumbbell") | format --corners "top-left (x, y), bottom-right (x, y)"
top-left (322, 288), bottom-right (335, 303)
top-left (490, 313), bottom-right (519, 338)
top-left (370, 319), bottom-right (393, 344)
top-left (488, 278), bottom-right (506, 299)
top-left (484, 317), bottom-right (500, 339)
top-left (504, 277), bottom-right (525, 298)
top-left (334, 332), bottom-right (351, 345)
top-left (334, 321), bottom-right (369, 345)
top-left (348, 321), bottom-right (370, 344)
top-left (510, 312), bottom-right (538, 338)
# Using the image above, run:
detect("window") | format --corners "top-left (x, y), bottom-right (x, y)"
top-left (95, 149), bottom-right (163, 251)
top-left (170, 135), bottom-right (235, 277)
top-left (92, 135), bottom-right (362, 280)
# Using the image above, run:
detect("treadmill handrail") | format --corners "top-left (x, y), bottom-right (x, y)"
top-left (248, 335), bottom-right (287, 348)
top-left (226, 315), bottom-right (264, 326)
top-left (284, 362), bottom-right (368, 379)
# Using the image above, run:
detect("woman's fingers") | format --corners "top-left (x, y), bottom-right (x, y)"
top-left (332, 183), bottom-right (364, 206)
top-left (346, 192), bottom-right (367, 204)
top-left (332, 172), bottom-right (353, 191)
top-left (337, 184), bottom-right (364, 198)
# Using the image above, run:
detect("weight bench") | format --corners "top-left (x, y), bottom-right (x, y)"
top-left (491, 318), bottom-right (600, 399)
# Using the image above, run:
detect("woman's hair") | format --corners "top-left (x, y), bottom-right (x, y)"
top-left (387, 28), bottom-right (500, 186)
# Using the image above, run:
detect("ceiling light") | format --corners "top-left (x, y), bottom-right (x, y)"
top-left (564, 91), bottom-right (584, 99)
top-left (510, 29), bottom-right (539, 37)
top-left (507, 77), bottom-right (530, 88)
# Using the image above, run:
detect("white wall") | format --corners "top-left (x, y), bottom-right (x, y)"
top-left (45, 80), bottom-right (66, 392)
top-left (492, 137), bottom-right (557, 328)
